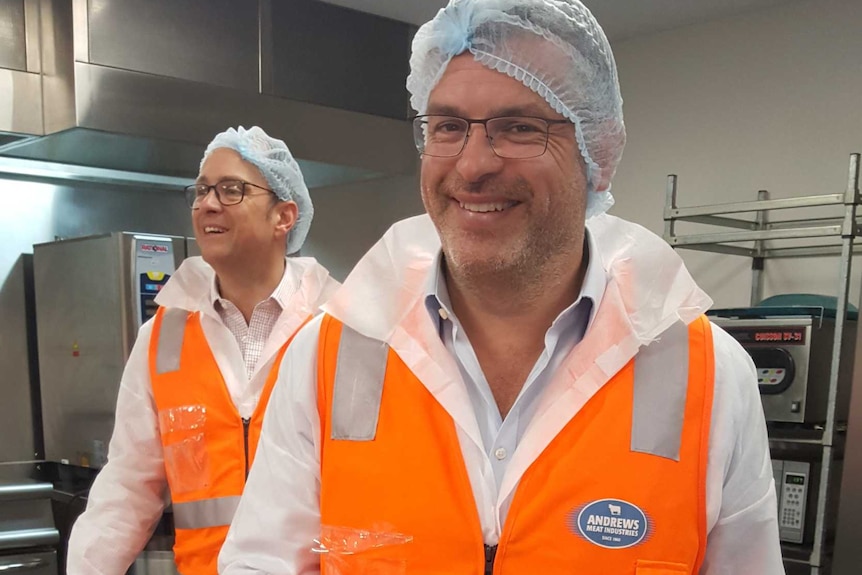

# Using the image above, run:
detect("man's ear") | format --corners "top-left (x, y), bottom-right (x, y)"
top-left (273, 200), bottom-right (299, 240)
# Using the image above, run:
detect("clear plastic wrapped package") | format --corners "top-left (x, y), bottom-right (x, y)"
top-left (312, 525), bottom-right (413, 575)
top-left (157, 404), bottom-right (210, 494)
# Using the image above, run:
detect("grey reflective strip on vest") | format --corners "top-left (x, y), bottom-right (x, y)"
top-left (172, 495), bottom-right (241, 530)
top-left (156, 308), bottom-right (189, 374)
top-left (331, 325), bottom-right (389, 441)
top-left (631, 321), bottom-right (690, 461)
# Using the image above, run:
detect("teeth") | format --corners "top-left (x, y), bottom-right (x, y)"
top-left (459, 201), bottom-right (514, 213)
top-left (204, 226), bottom-right (226, 233)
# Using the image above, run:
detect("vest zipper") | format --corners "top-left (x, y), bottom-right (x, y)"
top-left (242, 418), bottom-right (250, 479)
top-left (484, 544), bottom-right (497, 575)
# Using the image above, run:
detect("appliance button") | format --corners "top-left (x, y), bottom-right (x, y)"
top-left (791, 401), bottom-right (801, 413)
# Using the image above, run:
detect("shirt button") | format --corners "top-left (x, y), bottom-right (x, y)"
top-left (494, 447), bottom-right (507, 460)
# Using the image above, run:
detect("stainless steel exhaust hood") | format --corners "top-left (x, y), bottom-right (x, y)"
top-left (0, 0), bottom-right (418, 186)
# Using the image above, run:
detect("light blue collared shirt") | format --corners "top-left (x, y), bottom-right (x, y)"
top-left (424, 230), bottom-right (606, 493)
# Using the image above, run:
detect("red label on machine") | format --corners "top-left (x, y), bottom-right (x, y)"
top-left (140, 243), bottom-right (169, 253)
top-left (726, 327), bottom-right (806, 346)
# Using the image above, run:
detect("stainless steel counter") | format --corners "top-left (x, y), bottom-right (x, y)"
top-left (0, 465), bottom-right (59, 575)
top-left (0, 461), bottom-right (181, 574)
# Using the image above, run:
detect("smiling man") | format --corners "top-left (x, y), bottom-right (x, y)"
top-left (219, 2), bottom-right (783, 574)
top-left (67, 126), bottom-right (339, 575)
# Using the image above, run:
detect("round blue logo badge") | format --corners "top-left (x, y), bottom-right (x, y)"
top-left (571, 499), bottom-right (650, 549)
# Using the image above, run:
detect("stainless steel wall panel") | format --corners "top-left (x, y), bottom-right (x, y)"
top-left (269, 0), bottom-right (412, 119)
top-left (86, 0), bottom-right (259, 90)
top-left (73, 62), bottom-right (416, 176)
top-left (0, 0), bottom-right (26, 71)
top-left (39, 0), bottom-right (76, 134)
top-left (258, 0), bottom-right (272, 94)
top-left (45, 184), bottom-right (192, 240)
top-left (72, 0), bottom-right (88, 63)
top-left (23, 0), bottom-right (41, 73)
top-left (0, 69), bottom-right (42, 135)
top-left (0, 0), bottom-right (42, 135)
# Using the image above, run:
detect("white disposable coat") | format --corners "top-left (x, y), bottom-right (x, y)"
top-left (219, 214), bottom-right (784, 575)
top-left (67, 256), bottom-right (340, 575)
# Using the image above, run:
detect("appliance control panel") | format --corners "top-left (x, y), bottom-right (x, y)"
top-left (774, 459), bottom-right (810, 544)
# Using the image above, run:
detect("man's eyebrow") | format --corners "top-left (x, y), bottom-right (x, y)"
top-left (194, 175), bottom-right (243, 184)
top-left (490, 103), bottom-right (558, 118)
top-left (423, 103), bottom-right (560, 118)
top-left (424, 104), bottom-right (463, 116)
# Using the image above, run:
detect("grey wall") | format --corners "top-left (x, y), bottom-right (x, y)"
top-left (610, 0), bottom-right (862, 309)
top-left (303, 173), bottom-right (424, 281)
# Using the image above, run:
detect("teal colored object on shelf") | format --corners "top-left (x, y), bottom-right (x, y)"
top-left (758, 293), bottom-right (858, 318)
top-left (709, 293), bottom-right (858, 321)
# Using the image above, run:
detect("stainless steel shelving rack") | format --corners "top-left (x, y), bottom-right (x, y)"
top-left (663, 154), bottom-right (861, 575)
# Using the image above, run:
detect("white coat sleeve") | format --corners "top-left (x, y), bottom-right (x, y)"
top-left (67, 321), bottom-right (168, 575)
top-left (701, 325), bottom-right (785, 574)
top-left (218, 315), bottom-right (324, 575)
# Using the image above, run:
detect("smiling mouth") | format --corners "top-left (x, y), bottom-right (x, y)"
top-left (204, 226), bottom-right (227, 234)
top-left (458, 200), bottom-right (518, 213)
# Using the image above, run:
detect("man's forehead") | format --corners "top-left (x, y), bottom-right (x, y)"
top-left (427, 55), bottom-right (564, 120)
top-left (197, 148), bottom-right (259, 182)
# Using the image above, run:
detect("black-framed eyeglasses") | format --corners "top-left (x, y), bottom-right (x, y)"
top-left (412, 114), bottom-right (571, 159)
top-left (183, 180), bottom-right (275, 208)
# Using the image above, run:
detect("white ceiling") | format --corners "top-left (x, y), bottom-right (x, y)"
top-left (318, 0), bottom-right (801, 41)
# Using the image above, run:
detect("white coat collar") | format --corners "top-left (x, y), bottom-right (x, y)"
top-left (156, 255), bottom-right (338, 320)
top-left (323, 213), bottom-right (712, 345)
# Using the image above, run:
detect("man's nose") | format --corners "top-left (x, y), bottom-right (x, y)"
top-left (196, 187), bottom-right (222, 211)
top-left (455, 125), bottom-right (504, 184)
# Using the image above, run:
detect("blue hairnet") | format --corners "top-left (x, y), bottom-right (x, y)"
top-left (407, 0), bottom-right (626, 218)
top-left (201, 126), bottom-right (312, 254)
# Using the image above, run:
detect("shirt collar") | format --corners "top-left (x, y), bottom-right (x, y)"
top-left (424, 227), bottom-right (606, 329)
top-left (210, 259), bottom-right (293, 312)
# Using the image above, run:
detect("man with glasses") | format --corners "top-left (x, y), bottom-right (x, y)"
top-left (220, 1), bottom-right (783, 573)
top-left (67, 126), bottom-right (339, 575)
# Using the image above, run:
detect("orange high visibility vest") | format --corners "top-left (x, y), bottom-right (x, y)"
top-left (149, 307), bottom-right (293, 575)
top-left (317, 314), bottom-right (714, 575)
